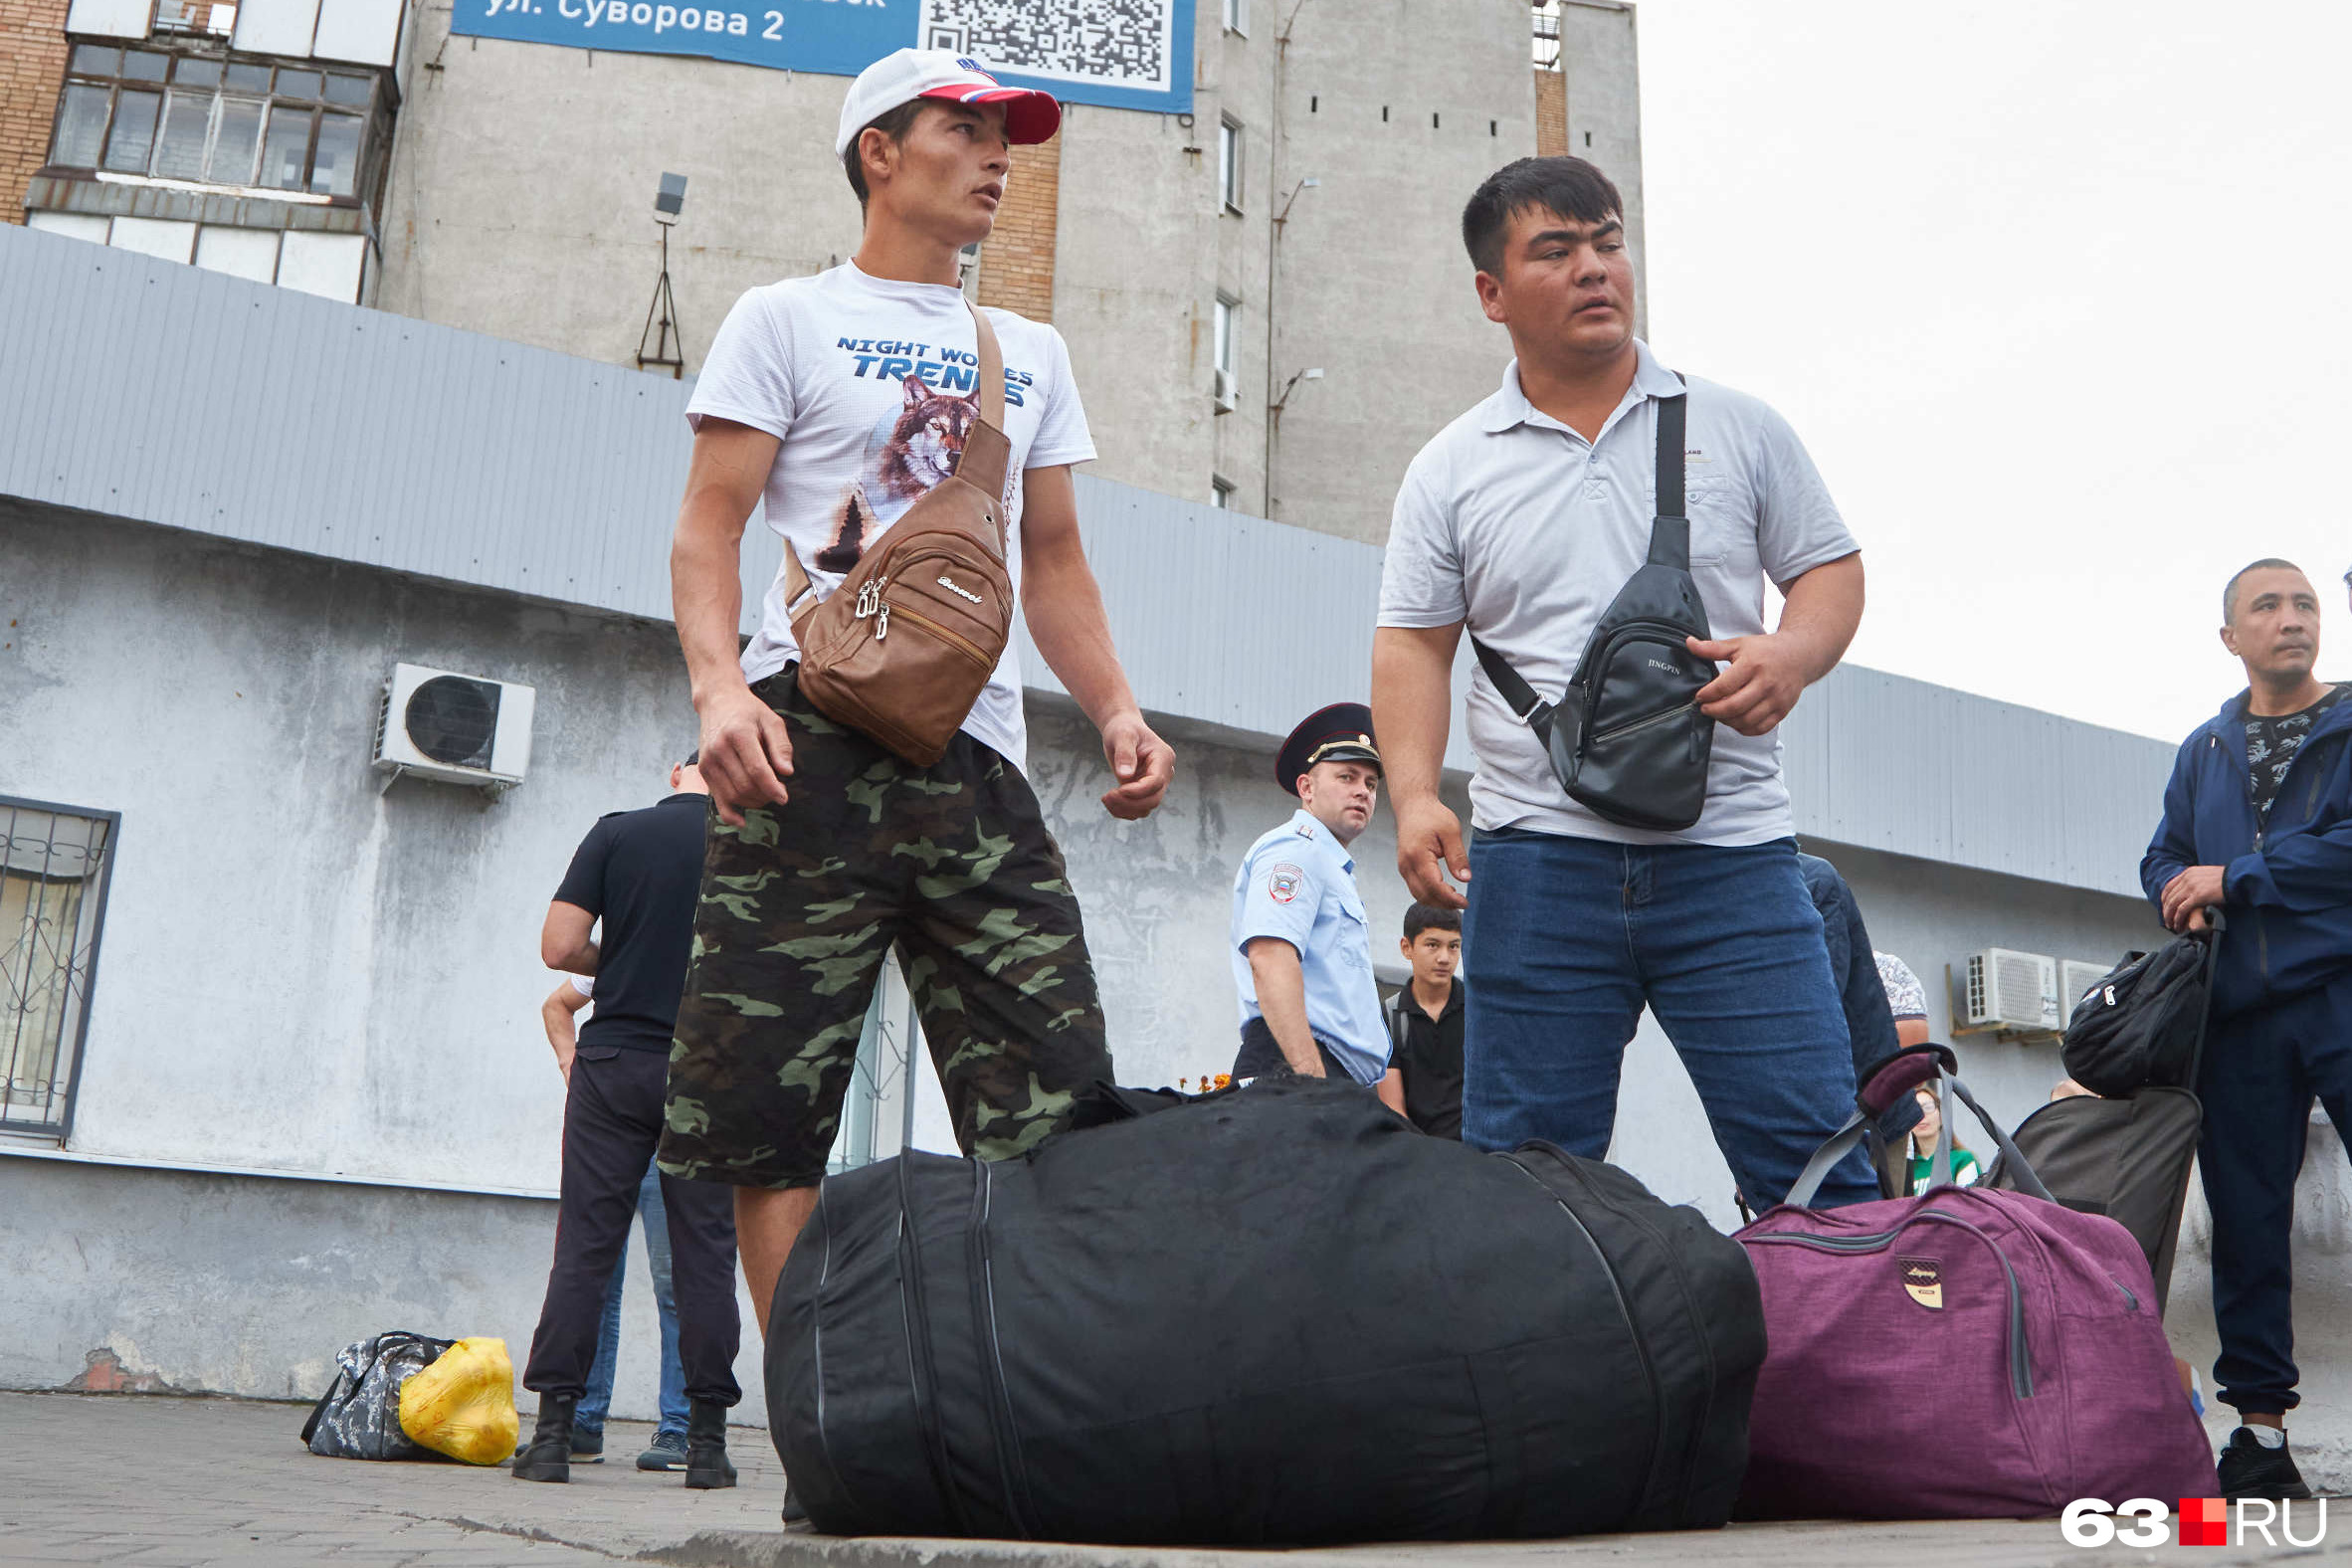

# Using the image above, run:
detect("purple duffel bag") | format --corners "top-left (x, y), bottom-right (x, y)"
top-left (1735, 1046), bottom-right (2216, 1519)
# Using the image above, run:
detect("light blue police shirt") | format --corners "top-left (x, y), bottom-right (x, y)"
top-left (1229, 809), bottom-right (1388, 1085)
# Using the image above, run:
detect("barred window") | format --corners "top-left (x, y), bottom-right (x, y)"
top-left (49, 44), bottom-right (389, 206)
top-left (1, 798), bottom-right (119, 1140)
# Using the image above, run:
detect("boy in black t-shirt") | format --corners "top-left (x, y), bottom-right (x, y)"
top-left (1381, 903), bottom-right (1467, 1139)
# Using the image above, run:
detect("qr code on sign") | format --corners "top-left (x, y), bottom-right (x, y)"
top-left (920, 0), bottom-right (1173, 92)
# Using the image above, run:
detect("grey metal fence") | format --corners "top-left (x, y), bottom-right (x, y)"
top-left (0, 797), bottom-right (119, 1139)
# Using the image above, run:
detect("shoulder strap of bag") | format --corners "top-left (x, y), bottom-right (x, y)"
top-left (1470, 371), bottom-right (1690, 720)
top-left (1646, 381), bottom-right (1688, 568)
top-left (2187, 909), bottom-right (2226, 1086)
top-left (784, 298), bottom-right (1007, 618)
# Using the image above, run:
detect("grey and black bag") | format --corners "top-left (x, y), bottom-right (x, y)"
top-left (1473, 381), bottom-right (1718, 832)
top-left (300, 1330), bottom-right (455, 1460)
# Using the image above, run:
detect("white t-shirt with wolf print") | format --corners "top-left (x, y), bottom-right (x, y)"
top-left (686, 262), bottom-right (1096, 773)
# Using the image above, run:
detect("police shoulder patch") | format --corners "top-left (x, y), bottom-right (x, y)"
top-left (1268, 863), bottom-right (1306, 903)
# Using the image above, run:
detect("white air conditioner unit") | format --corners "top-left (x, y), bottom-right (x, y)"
top-left (2059, 959), bottom-right (2114, 1024)
top-left (373, 663), bottom-right (535, 789)
top-left (1960, 947), bottom-right (2060, 1033)
top-left (1213, 367), bottom-right (1238, 413)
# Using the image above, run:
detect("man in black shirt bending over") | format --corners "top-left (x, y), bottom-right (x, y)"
top-left (1381, 903), bottom-right (1467, 1138)
top-left (514, 755), bottom-right (741, 1489)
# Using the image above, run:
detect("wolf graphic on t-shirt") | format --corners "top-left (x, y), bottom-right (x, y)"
top-left (816, 374), bottom-right (978, 572)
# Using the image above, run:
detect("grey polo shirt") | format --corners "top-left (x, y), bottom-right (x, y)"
top-left (1378, 341), bottom-right (1858, 846)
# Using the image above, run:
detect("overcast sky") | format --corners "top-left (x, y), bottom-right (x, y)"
top-left (1631, 0), bottom-right (2349, 742)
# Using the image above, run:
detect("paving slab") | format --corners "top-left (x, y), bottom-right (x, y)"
top-left (3, 1392), bottom-right (2347, 1568)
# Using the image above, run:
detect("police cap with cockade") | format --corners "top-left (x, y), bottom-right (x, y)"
top-left (1276, 702), bottom-right (1381, 796)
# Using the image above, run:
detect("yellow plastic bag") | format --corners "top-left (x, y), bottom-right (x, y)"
top-left (398, 1336), bottom-right (519, 1466)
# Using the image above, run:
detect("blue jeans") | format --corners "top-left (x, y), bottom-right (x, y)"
top-left (573, 1161), bottom-right (689, 1440)
top-left (1460, 830), bottom-right (1877, 1210)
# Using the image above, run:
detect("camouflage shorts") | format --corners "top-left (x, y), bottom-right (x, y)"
top-left (657, 667), bottom-right (1113, 1189)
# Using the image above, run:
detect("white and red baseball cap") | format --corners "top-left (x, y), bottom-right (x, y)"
top-left (834, 49), bottom-right (1062, 160)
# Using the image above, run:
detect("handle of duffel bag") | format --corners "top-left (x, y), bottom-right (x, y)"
top-left (1783, 1044), bottom-right (2055, 1210)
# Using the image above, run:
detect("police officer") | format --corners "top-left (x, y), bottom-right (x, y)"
top-left (1230, 704), bottom-right (1396, 1098)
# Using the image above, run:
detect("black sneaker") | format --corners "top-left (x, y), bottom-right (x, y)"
top-left (2218, 1426), bottom-right (2314, 1500)
top-left (637, 1430), bottom-right (688, 1471)
top-left (570, 1430), bottom-right (606, 1465)
top-left (781, 1481), bottom-right (809, 1527)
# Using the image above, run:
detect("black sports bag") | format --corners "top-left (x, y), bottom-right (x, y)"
top-left (769, 1078), bottom-right (1764, 1545)
top-left (2060, 917), bottom-right (2223, 1097)
top-left (1473, 383), bottom-right (1718, 831)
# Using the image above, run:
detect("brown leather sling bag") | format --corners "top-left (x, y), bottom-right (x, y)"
top-left (782, 299), bottom-right (1013, 767)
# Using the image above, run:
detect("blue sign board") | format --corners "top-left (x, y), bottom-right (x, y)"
top-left (453, 0), bottom-right (1193, 116)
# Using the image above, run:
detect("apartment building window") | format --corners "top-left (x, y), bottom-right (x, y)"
top-left (1212, 294), bottom-right (1238, 410)
top-left (1223, 0), bottom-right (1248, 36)
top-left (1218, 116), bottom-right (1244, 213)
top-left (0, 797), bottom-right (119, 1140)
top-left (49, 44), bottom-right (389, 204)
top-left (1211, 477), bottom-right (1236, 508)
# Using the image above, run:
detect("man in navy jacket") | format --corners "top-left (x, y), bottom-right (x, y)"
top-left (2143, 558), bottom-right (2352, 1500)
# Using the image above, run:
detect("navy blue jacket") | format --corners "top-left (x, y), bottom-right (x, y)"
top-left (2141, 686), bottom-right (2352, 1017)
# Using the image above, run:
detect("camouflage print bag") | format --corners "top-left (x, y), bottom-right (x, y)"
top-left (300, 1330), bottom-right (456, 1460)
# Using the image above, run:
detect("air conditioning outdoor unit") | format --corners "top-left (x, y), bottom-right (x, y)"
top-left (1213, 367), bottom-right (1238, 413)
top-left (373, 663), bottom-right (535, 790)
top-left (1959, 947), bottom-right (2061, 1034)
top-left (2059, 958), bottom-right (2114, 1024)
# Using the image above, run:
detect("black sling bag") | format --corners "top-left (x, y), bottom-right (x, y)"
top-left (1470, 385), bottom-right (1718, 832)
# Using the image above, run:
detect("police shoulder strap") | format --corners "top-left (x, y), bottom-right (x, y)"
top-left (1470, 383), bottom-right (1688, 723)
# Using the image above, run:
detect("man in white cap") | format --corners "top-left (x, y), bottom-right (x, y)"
top-left (659, 48), bottom-right (1176, 1498)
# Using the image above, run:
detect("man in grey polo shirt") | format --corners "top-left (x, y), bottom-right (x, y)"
top-left (1371, 155), bottom-right (1876, 1210)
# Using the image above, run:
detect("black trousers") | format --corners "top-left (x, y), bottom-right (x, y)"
top-left (524, 1047), bottom-right (741, 1407)
top-left (1233, 1017), bottom-right (1361, 1083)
top-left (2198, 977), bottom-right (2352, 1415)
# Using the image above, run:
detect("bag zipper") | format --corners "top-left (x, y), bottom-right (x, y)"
top-left (1499, 1156), bottom-right (1666, 1513)
top-left (1589, 700), bottom-right (1698, 746)
top-left (1519, 1144), bottom-right (1721, 1515)
top-left (965, 1162), bottom-right (1034, 1537)
top-left (1743, 1208), bottom-right (2034, 1399)
top-left (876, 598), bottom-right (991, 668)
top-left (895, 1162), bottom-right (972, 1535)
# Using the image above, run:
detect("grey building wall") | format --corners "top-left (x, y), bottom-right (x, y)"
top-left (1556, 1), bottom-right (1645, 338)
top-left (372, 17), bottom-right (862, 370)
top-left (365, 0), bottom-right (1608, 542)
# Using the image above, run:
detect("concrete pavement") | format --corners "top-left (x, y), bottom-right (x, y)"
top-left (2, 1392), bottom-right (2346, 1567)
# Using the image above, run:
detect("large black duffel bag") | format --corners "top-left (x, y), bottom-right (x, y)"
top-left (769, 1078), bottom-right (1764, 1544)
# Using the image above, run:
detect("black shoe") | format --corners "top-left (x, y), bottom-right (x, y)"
top-left (781, 1481), bottom-right (809, 1526)
top-left (2218, 1426), bottom-right (2314, 1500)
top-left (637, 1430), bottom-right (688, 1471)
top-left (682, 1399), bottom-right (736, 1490)
top-left (570, 1427), bottom-right (605, 1464)
top-left (510, 1394), bottom-right (577, 1483)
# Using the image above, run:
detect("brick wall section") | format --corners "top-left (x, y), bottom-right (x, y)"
top-left (1, 0), bottom-right (73, 224)
top-left (1535, 67), bottom-right (1566, 157)
top-left (977, 129), bottom-right (1059, 323)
